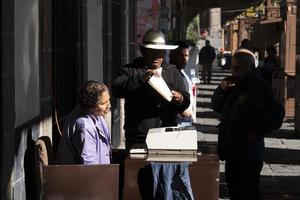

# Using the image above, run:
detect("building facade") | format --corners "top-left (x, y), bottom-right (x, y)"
top-left (0, 0), bottom-right (136, 198)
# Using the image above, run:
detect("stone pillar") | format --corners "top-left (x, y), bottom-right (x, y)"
top-left (282, 0), bottom-right (297, 118)
top-left (209, 8), bottom-right (222, 50)
top-left (296, 0), bottom-right (300, 133)
top-left (296, 60), bottom-right (300, 132)
top-left (228, 21), bottom-right (239, 52)
top-left (284, 1), bottom-right (297, 76)
top-left (238, 18), bottom-right (250, 45)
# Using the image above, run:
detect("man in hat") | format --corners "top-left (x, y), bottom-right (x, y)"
top-left (112, 29), bottom-right (190, 149)
top-left (211, 48), bottom-right (285, 200)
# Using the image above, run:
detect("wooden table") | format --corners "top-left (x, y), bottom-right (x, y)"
top-left (42, 164), bottom-right (119, 200)
top-left (122, 153), bottom-right (219, 200)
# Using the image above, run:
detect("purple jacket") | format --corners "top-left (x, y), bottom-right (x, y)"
top-left (56, 106), bottom-right (111, 164)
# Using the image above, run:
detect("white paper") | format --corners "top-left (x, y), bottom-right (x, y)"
top-left (129, 148), bottom-right (147, 154)
top-left (148, 76), bottom-right (172, 102)
top-left (146, 154), bottom-right (197, 162)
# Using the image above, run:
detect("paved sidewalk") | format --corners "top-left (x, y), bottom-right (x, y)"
top-left (195, 67), bottom-right (300, 200)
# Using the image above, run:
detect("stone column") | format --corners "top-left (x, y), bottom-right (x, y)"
top-left (296, 0), bottom-right (300, 133)
top-left (238, 18), bottom-right (250, 45)
top-left (228, 21), bottom-right (239, 52)
top-left (281, 0), bottom-right (296, 118)
top-left (209, 8), bottom-right (222, 50)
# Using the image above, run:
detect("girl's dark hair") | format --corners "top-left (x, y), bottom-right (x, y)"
top-left (79, 81), bottom-right (108, 109)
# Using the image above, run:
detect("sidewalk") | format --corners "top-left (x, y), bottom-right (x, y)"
top-left (195, 67), bottom-right (300, 200)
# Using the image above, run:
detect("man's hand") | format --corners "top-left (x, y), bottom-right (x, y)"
top-left (220, 76), bottom-right (236, 91)
top-left (181, 110), bottom-right (192, 117)
top-left (142, 69), bottom-right (160, 81)
top-left (171, 90), bottom-right (184, 103)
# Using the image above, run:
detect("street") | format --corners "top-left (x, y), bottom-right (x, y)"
top-left (196, 66), bottom-right (300, 200)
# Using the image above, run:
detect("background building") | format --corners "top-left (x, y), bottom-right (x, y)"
top-left (1, 0), bottom-right (299, 198)
top-left (0, 0), bottom-right (136, 198)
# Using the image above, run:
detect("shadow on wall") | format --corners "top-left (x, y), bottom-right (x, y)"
top-left (2, 117), bottom-right (54, 200)
top-left (24, 133), bottom-right (54, 200)
top-left (24, 127), bottom-right (40, 200)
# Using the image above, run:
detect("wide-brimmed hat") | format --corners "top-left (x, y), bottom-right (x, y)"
top-left (234, 48), bottom-right (256, 63)
top-left (140, 30), bottom-right (178, 50)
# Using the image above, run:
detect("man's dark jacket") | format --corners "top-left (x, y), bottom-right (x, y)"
top-left (199, 45), bottom-right (216, 64)
top-left (211, 72), bottom-right (285, 160)
top-left (112, 57), bottom-right (190, 146)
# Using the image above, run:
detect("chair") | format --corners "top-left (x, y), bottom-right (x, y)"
top-left (35, 136), bottom-right (120, 200)
top-left (42, 164), bottom-right (119, 200)
top-left (36, 136), bottom-right (54, 166)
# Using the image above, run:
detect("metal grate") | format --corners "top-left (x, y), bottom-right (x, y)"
top-left (52, 0), bottom-right (83, 141)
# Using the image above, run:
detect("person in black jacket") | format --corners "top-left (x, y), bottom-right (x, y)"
top-left (212, 48), bottom-right (285, 200)
top-left (259, 45), bottom-right (280, 85)
top-left (199, 40), bottom-right (216, 84)
top-left (112, 29), bottom-right (190, 149)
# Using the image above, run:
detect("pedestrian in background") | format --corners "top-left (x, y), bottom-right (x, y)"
top-left (212, 48), bottom-right (285, 200)
top-left (112, 29), bottom-right (190, 149)
top-left (218, 48), bottom-right (226, 68)
top-left (169, 40), bottom-right (195, 126)
top-left (259, 45), bottom-right (281, 85)
top-left (240, 38), bottom-right (253, 50)
top-left (56, 81), bottom-right (112, 165)
top-left (199, 40), bottom-right (216, 84)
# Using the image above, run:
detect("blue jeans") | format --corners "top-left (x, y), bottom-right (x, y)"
top-left (176, 116), bottom-right (193, 127)
top-left (150, 162), bottom-right (194, 200)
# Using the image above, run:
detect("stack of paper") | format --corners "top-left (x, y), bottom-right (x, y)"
top-left (148, 76), bottom-right (172, 102)
top-left (146, 127), bottom-right (198, 154)
top-left (145, 127), bottom-right (198, 162)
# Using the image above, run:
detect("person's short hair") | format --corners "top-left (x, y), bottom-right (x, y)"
top-left (176, 40), bottom-right (190, 49)
top-left (79, 81), bottom-right (108, 110)
top-left (169, 40), bottom-right (189, 65)
top-left (240, 39), bottom-right (252, 50)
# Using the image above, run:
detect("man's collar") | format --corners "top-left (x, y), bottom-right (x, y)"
top-left (156, 67), bottom-right (162, 75)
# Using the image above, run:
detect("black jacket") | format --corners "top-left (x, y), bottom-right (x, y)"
top-left (212, 72), bottom-right (285, 160)
top-left (112, 57), bottom-right (190, 145)
top-left (199, 45), bottom-right (216, 64)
